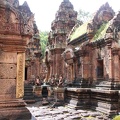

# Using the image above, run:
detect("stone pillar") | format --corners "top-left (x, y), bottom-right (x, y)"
top-left (0, 49), bottom-right (31, 120)
top-left (81, 57), bottom-right (84, 78)
top-left (27, 66), bottom-right (31, 81)
top-left (108, 48), bottom-right (113, 80)
top-left (92, 48), bottom-right (98, 80)
top-left (71, 64), bottom-right (74, 80)
top-left (36, 59), bottom-right (40, 77)
top-left (16, 53), bottom-right (25, 98)
top-left (83, 54), bottom-right (90, 79)
top-left (0, 32), bottom-right (31, 119)
top-left (113, 49), bottom-right (120, 81)
top-left (49, 62), bottom-right (53, 80)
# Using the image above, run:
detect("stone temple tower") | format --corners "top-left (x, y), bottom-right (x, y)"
top-left (45, 0), bottom-right (77, 80)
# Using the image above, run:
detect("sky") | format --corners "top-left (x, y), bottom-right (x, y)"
top-left (19, 0), bottom-right (120, 31)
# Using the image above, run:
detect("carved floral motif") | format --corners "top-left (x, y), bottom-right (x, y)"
top-left (16, 53), bottom-right (25, 98)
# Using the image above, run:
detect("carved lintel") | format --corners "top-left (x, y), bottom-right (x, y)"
top-left (16, 53), bottom-right (25, 98)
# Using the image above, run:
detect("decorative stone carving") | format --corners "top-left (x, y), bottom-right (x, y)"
top-left (48, 0), bottom-right (77, 47)
top-left (46, 0), bottom-right (77, 78)
top-left (16, 53), bottom-right (25, 98)
top-left (0, 64), bottom-right (17, 79)
top-left (88, 2), bottom-right (115, 33)
top-left (0, 52), bottom-right (17, 63)
top-left (0, 79), bottom-right (16, 98)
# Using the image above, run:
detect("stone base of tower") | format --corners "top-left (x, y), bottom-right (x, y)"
top-left (0, 99), bottom-right (31, 120)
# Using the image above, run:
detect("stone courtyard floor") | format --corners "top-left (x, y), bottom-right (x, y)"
top-left (27, 99), bottom-right (112, 120)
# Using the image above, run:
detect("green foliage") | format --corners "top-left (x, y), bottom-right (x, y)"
top-left (40, 31), bottom-right (49, 57)
top-left (77, 9), bottom-right (92, 22)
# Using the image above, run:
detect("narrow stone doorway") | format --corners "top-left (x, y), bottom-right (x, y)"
top-left (97, 59), bottom-right (104, 79)
top-left (25, 67), bottom-right (28, 80)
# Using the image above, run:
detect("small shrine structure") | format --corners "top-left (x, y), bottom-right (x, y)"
top-left (45, 0), bottom-right (78, 81)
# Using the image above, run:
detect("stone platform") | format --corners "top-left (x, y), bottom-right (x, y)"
top-left (65, 88), bottom-right (91, 109)
top-left (91, 89), bottom-right (119, 116)
top-left (65, 87), bottom-right (119, 116)
top-left (27, 101), bottom-right (112, 120)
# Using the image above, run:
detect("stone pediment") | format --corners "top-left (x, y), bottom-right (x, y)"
top-left (0, 1), bottom-right (34, 36)
top-left (0, 7), bottom-right (20, 34)
top-left (92, 2), bottom-right (114, 27)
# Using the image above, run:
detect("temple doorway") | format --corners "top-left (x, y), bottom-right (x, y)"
top-left (25, 67), bottom-right (28, 80)
top-left (97, 60), bottom-right (104, 79)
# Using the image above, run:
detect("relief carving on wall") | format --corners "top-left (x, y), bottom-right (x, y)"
top-left (0, 8), bottom-right (20, 34)
top-left (16, 53), bottom-right (25, 98)
top-left (0, 52), bottom-right (17, 99)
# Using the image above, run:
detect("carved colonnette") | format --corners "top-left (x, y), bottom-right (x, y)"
top-left (16, 53), bottom-right (25, 98)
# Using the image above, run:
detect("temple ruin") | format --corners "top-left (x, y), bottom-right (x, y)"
top-left (45, 0), bottom-right (120, 117)
top-left (0, 0), bottom-right (120, 119)
top-left (46, 0), bottom-right (78, 81)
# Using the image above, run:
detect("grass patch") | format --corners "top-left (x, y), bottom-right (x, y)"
top-left (70, 22), bottom-right (88, 41)
top-left (113, 115), bottom-right (120, 120)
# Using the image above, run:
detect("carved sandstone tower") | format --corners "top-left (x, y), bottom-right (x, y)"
top-left (46, 0), bottom-right (77, 80)
top-left (25, 21), bottom-right (42, 82)
top-left (0, 0), bottom-right (35, 119)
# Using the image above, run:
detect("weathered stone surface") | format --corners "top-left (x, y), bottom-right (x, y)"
top-left (28, 102), bottom-right (112, 120)
top-left (0, 0), bottom-right (38, 119)
top-left (0, 64), bottom-right (17, 79)
top-left (45, 0), bottom-right (77, 80)
top-left (0, 52), bottom-right (17, 63)
top-left (0, 79), bottom-right (16, 98)
top-left (65, 88), bottom-right (91, 110)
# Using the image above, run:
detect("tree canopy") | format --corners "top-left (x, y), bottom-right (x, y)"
top-left (77, 9), bottom-right (92, 23)
top-left (40, 31), bottom-right (48, 57)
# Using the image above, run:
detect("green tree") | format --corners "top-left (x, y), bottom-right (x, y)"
top-left (40, 31), bottom-right (49, 57)
top-left (77, 9), bottom-right (92, 23)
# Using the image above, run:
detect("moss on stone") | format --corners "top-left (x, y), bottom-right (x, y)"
top-left (70, 22), bottom-right (88, 41)
top-left (93, 22), bottom-right (110, 41)
top-left (113, 115), bottom-right (120, 120)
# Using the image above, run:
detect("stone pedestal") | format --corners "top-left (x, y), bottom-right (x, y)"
top-left (52, 87), bottom-right (65, 107)
top-left (65, 88), bottom-right (91, 109)
top-left (0, 99), bottom-right (31, 120)
top-left (91, 89), bottom-right (119, 116)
